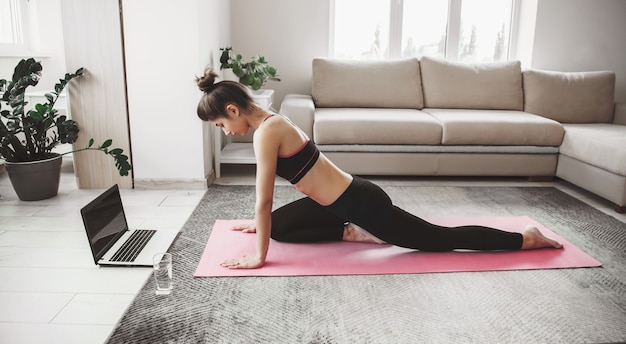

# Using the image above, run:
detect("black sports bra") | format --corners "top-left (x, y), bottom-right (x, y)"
top-left (276, 139), bottom-right (320, 184)
top-left (264, 115), bottom-right (320, 184)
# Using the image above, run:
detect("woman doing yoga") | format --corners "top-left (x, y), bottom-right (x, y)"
top-left (196, 68), bottom-right (562, 269)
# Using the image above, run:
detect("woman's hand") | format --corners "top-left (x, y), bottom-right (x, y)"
top-left (220, 254), bottom-right (265, 269)
top-left (231, 222), bottom-right (256, 233)
top-left (222, 222), bottom-right (266, 269)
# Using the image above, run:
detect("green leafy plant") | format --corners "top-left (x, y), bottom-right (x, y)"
top-left (0, 58), bottom-right (132, 176)
top-left (219, 47), bottom-right (281, 90)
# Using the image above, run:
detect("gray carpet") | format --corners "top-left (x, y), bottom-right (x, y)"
top-left (107, 185), bottom-right (626, 344)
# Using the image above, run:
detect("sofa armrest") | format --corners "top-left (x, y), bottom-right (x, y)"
top-left (613, 102), bottom-right (626, 125)
top-left (279, 94), bottom-right (315, 139)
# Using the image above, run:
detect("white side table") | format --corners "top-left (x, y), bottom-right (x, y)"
top-left (214, 89), bottom-right (274, 178)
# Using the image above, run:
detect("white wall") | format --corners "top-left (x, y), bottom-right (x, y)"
top-left (122, 0), bottom-right (229, 186)
top-left (230, 0), bottom-right (330, 107)
top-left (198, 0), bottom-right (231, 176)
top-left (531, 0), bottom-right (626, 102)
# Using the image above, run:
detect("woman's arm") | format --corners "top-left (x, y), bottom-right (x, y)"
top-left (220, 122), bottom-right (279, 269)
top-left (251, 128), bottom-right (278, 266)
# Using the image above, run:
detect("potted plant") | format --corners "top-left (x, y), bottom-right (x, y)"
top-left (219, 47), bottom-right (281, 110)
top-left (219, 47), bottom-right (281, 91)
top-left (0, 58), bottom-right (131, 201)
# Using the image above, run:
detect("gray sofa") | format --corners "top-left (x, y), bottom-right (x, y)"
top-left (280, 57), bottom-right (626, 212)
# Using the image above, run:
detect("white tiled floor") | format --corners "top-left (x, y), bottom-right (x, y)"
top-left (0, 164), bottom-right (205, 344)
top-left (1, 163), bottom-right (624, 344)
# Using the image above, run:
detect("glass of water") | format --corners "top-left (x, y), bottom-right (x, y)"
top-left (153, 252), bottom-right (173, 295)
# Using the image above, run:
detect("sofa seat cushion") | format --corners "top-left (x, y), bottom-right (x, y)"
top-left (313, 108), bottom-right (442, 145)
top-left (423, 109), bottom-right (565, 146)
top-left (523, 69), bottom-right (615, 123)
top-left (419, 57), bottom-right (523, 110)
top-left (559, 124), bottom-right (626, 175)
top-left (312, 58), bottom-right (423, 109)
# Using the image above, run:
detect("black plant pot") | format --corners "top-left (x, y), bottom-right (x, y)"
top-left (5, 155), bottom-right (63, 201)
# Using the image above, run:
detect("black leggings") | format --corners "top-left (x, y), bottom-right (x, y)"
top-left (271, 176), bottom-right (523, 251)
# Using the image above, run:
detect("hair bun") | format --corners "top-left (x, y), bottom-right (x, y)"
top-left (196, 68), bottom-right (220, 93)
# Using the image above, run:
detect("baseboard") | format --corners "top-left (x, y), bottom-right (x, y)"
top-left (134, 178), bottom-right (209, 190)
top-left (206, 169), bottom-right (216, 185)
top-left (528, 176), bottom-right (555, 182)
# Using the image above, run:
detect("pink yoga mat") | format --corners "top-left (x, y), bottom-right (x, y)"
top-left (193, 216), bottom-right (601, 277)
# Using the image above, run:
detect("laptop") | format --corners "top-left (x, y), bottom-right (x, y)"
top-left (80, 184), bottom-right (178, 267)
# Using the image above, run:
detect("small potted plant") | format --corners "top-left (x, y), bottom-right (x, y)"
top-left (219, 47), bottom-right (281, 109)
top-left (219, 47), bottom-right (281, 90)
top-left (0, 58), bottom-right (132, 201)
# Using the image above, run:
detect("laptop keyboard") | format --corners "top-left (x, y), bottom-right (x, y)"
top-left (110, 229), bottom-right (156, 262)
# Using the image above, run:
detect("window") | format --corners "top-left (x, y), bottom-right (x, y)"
top-left (0, 0), bottom-right (22, 45)
top-left (457, 0), bottom-right (512, 62)
top-left (332, 0), bottom-right (515, 62)
top-left (400, 0), bottom-right (448, 59)
top-left (332, 0), bottom-right (390, 59)
top-left (0, 0), bottom-right (39, 56)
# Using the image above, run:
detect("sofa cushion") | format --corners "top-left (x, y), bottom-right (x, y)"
top-left (523, 69), bottom-right (615, 123)
top-left (313, 108), bottom-right (441, 145)
top-left (419, 57), bottom-right (523, 110)
top-left (423, 109), bottom-right (564, 146)
top-left (559, 124), bottom-right (626, 175)
top-left (312, 58), bottom-right (423, 109)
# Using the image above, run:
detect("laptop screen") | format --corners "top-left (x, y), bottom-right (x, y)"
top-left (80, 184), bottom-right (129, 264)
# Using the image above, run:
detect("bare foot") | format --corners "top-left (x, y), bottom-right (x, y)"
top-left (521, 225), bottom-right (563, 249)
top-left (342, 223), bottom-right (386, 244)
